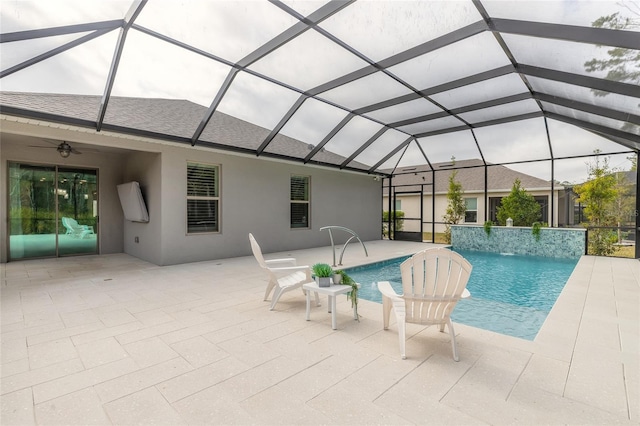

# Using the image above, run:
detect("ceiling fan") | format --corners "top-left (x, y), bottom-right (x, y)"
top-left (29, 140), bottom-right (82, 158)
top-left (55, 142), bottom-right (81, 158)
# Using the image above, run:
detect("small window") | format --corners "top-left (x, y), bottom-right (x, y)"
top-left (291, 175), bottom-right (310, 228)
top-left (394, 200), bottom-right (401, 211)
top-left (187, 162), bottom-right (220, 233)
top-left (464, 197), bottom-right (477, 223)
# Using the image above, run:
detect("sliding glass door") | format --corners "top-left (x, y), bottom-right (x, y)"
top-left (8, 163), bottom-right (98, 260)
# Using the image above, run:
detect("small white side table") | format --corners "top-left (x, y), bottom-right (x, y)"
top-left (303, 281), bottom-right (358, 330)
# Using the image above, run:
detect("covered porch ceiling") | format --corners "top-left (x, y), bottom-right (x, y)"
top-left (1, 0), bottom-right (639, 181)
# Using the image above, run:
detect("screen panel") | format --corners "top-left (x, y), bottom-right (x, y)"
top-left (475, 118), bottom-right (551, 164)
top-left (136, 0), bottom-right (298, 63)
top-left (319, 0), bottom-right (482, 62)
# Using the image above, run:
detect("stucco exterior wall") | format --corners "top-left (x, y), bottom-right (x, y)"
top-left (121, 151), bottom-right (162, 265)
top-left (1, 119), bottom-right (381, 265)
top-left (157, 145), bottom-right (381, 265)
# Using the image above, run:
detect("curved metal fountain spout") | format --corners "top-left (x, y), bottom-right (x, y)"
top-left (319, 226), bottom-right (368, 267)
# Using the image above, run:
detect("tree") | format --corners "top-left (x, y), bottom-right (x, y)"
top-left (584, 4), bottom-right (640, 131)
top-left (574, 153), bottom-right (619, 255)
top-left (496, 179), bottom-right (541, 226)
top-left (443, 170), bottom-right (465, 244)
top-left (611, 171), bottom-right (635, 243)
top-left (584, 6), bottom-right (640, 88)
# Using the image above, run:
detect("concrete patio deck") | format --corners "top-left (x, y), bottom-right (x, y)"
top-left (1, 240), bottom-right (638, 425)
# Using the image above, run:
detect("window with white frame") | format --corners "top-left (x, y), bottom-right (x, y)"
top-left (395, 199), bottom-right (401, 211)
top-left (187, 162), bottom-right (220, 233)
top-left (291, 175), bottom-right (310, 228)
top-left (464, 197), bottom-right (477, 223)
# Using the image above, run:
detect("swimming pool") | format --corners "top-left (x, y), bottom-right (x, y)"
top-left (343, 249), bottom-right (579, 340)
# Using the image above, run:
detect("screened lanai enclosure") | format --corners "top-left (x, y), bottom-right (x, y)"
top-left (1, 0), bottom-right (639, 259)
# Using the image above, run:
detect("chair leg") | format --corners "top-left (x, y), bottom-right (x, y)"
top-left (398, 315), bottom-right (406, 360)
top-left (269, 287), bottom-right (284, 311)
top-left (447, 319), bottom-right (459, 362)
top-left (264, 280), bottom-right (276, 302)
top-left (382, 296), bottom-right (392, 330)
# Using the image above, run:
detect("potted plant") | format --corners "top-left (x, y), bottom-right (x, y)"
top-left (336, 270), bottom-right (359, 320)
top-left (312, 263), bottom-right (333, 287)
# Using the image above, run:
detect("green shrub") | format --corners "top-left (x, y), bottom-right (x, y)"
top-left (496, 179), bottom-right (541, 226)
top-left (483, 221), bottom-right (492, 237)
top-left (531, 222), bottom-right (542, 241)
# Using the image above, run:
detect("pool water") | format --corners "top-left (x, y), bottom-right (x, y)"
top-left (344, 249), bottom-right (579, 340)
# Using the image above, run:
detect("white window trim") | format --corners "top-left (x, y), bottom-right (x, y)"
top-left (464, 197), bottom-right (478, 223)
top-left (186, 161), bottom-right (221, 235)
top-left (291, 175), bottom-right (310, 229)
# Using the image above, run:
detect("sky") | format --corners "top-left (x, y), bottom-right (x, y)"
top-left (0, 0), bottom-right (637, 184)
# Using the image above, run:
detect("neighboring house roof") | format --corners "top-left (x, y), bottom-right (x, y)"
top-left (384, 158), bottom-right (557, 194)
top-left (0, 91), bottom-right (366, 170)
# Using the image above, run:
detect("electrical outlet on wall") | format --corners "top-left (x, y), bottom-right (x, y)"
top-left (135, 236), bottom-right (139, 243)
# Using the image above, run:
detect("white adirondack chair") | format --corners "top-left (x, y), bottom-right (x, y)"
top-left (249, 233), bottom-right (318, 311)
top-left (62, 217), bottom-right (94, 239)
top-left (378, 248), bottom-right (472, 361)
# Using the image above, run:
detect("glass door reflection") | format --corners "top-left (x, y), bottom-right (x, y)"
top-left (57, 168), bottom-right (98, 256)
top-left (8, 163), bottom-right (57, 259)
top-left (8, 163), bottom-right (98, 260)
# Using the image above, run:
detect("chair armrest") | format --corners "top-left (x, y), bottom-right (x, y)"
top-left (269, 265), bottom-right (311, 281)
top-left (377, 281), bottom-right (403, 302)
top-left (267, 265), bottom-right (310, 273)
top-left (265, 257), bottom-right (297, 267)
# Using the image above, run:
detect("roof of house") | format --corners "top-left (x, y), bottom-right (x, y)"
top-left (384, 158), bottom-right (556, 194)
top-left (0, 91), bottom-right (366, 170)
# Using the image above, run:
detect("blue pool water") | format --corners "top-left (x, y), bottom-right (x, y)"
top-left (344, 249), bottom-right (579, 340)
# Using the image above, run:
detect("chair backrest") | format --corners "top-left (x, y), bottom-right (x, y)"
top-left (249, 233), bottom-right (267, 269)
top-left (62, 217), bottom-right (78, 231)
top-left (400, 248), bottom-right (472, 324)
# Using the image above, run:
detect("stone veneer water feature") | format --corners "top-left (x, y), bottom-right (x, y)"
top-left (451, 225), bottom-right (586, 258)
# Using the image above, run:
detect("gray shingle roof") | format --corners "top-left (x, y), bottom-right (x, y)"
top-left (385, 158), bottom-right (555, 193)
top-left (0, 91), bottom-right (364, 169)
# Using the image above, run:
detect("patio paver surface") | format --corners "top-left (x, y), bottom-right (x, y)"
top-left (1, 240), bottom-right (638, 425)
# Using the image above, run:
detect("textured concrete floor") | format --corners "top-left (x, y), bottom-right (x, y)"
top-left (1, 240), bottom-right (638, 425)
